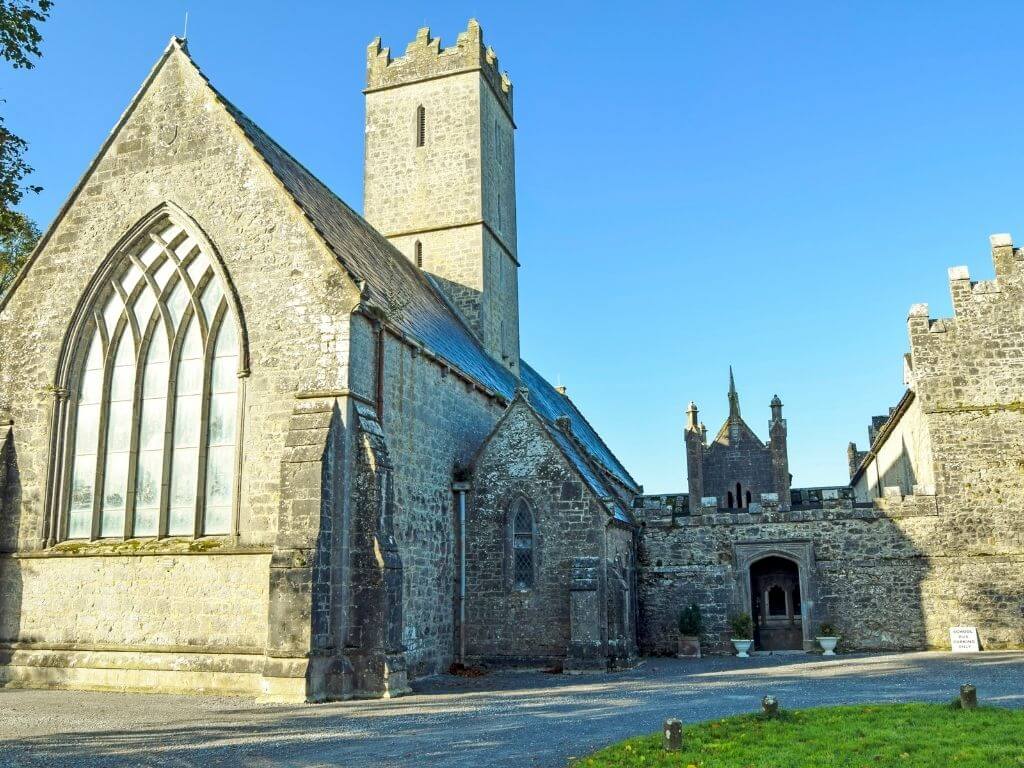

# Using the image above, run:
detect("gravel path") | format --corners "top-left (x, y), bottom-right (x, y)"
top-left (1, 651), bottom-right (1022, 767)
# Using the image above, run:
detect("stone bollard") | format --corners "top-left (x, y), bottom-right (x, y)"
top-left (663, 718), bottom-right (683, 751)
top-left (762, 695), bottom-right (779, 717)
top-left (960, 684), bottom-right (978, 710)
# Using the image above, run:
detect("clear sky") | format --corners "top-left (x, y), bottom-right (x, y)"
top-left (4, 2), bottom-right (1023, 493)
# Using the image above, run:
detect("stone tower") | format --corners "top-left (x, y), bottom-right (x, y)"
top-left (364, 20), bottom-right (520, 374)
top-left (684, 369), bottom-right (791, 513)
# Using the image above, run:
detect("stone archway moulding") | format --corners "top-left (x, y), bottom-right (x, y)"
top-left (733, 540), bottom-right (818, 651)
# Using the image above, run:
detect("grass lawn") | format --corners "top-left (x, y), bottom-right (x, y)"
top-left (573, 703), bottom-right (1024, 767)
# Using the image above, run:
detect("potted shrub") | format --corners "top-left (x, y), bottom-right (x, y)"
top-left (817, 621), bottom-right (840, 656)
top-left (729, 612), bottom-right (754, 658)
top-left (677, 604), bottom-right (703, 658)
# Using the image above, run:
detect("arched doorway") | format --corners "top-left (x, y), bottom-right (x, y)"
top-left (749, 555), bottom-right (803, 650)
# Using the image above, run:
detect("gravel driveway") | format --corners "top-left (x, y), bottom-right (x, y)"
top-left (1, 651), bottom-right (1022, 767)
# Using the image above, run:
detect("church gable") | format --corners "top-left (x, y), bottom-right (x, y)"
top-left (464, 394), bottom-right (626, 665)
top-left (710, 416), bottom-right (766, 450)
top-left (0, 38), bottom-right (369, 551)
top-left (1, 38), bottom-right (362, 333)
top-left (471, 394), bottom-right (627, 521)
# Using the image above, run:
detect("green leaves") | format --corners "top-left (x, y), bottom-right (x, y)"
top-left (0, 1), bottom-right (51, 295)
top-left (0, 208), bottom-right (39, 296)
top-left (0, 1), bottom-right (53, 69)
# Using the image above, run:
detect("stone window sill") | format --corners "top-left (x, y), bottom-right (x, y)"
top-left (12, 537), bottom-right (272, 558)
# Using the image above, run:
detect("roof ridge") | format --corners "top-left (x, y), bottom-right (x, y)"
top-left (520, 360), bottom-right (639, 491)
top-left (174, 41), bottom-right (519, 399)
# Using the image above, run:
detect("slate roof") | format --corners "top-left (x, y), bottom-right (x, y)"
top-left (181, 42), bottom-right (640, 498)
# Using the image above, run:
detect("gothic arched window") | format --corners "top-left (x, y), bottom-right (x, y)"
top-left (736, 482), bottom-right (744, 509)
top-left (59, 213), bottom-right (244, 541)
top-left (511, 499), bottom-right (534, 590)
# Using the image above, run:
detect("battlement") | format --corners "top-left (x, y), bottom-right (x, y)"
top-left (907, 233), bottom-right (1023, 340)
top-left (366, 20), bottom-right (513, 115)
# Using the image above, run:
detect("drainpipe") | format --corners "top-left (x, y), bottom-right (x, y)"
top-left (374, 322), bottom-right (385, 423)
top-left (452, 481), bottom-right (471, 664)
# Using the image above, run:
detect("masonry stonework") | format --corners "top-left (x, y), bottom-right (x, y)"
top-left (464, 396), bottom-right (637, 669)
top-left (364, 21), bottom-right (519, 372)
top-left (0, 19), bottom-right (1022, 705)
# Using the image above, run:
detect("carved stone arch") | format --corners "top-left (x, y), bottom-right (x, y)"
top-left (44, 202), bottom-right (249, 545)
top-left (53, 202), bottom-right (249, 389)
top-left (733, 540), bottom-right (818, 651)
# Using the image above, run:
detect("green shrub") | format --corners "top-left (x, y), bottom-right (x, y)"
top-left (819, 621), bottom-right (837, 636)
top-left (729, 612), bottom-right (753, 638)
top-left (678, 603), bottom-right (703, 636)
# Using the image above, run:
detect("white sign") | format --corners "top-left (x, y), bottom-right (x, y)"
top-left (949, 626), bottom-right (980, 653)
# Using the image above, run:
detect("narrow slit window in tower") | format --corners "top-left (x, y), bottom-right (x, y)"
top-left (415, 105), bottom-right (426, 147)
top-left (414, 240), bottom-right (423, 268)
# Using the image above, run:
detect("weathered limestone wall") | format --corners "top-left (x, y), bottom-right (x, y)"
top-left (900, 236), bottom-right (1024, 647)
top-left (363, 21), bottom-right (519, 371)
top-left (0, 551), bottom-right (269, 649)
top-left (702, 439), bottom-right (775, 506)
top-left (853, 393), bottom-right (934, 500)
top-left (465, 399), bottom-right (611, 665)
top-left (0, 44), bottom-right (362, 694)
top-left (0, 550), bottom-right (270, 693)
top-left (347, 314), bottom-right (503, 677)
top-left (636, 495), bottom-right (949, 654)
top-left (604, 523), bottom-right (638, 659)
top-left (364, 70), bottom-right (482, 236)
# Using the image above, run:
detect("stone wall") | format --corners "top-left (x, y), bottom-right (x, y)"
top-left (0, 551), bottom-right (269, 650)
top-left (701, 438), bottom-right (776, 507)
top-left (347, 314), bottom-right (504, 677)
top-left (0, 549), bottom-right (270, 694)
top-left (899, 236), bottom-right (1024, 646)
top-left (0, 43), bottom-right (362, 695)
top-left (363, 21), bottom-right (519, 371)
top-left (636, 495), bottom-right (949, 654)
top-left (604, 523), bottom-right (638, 660)
top-left (853, 392), bottom-right (934, 500)
top-left (465, 398), bottom-right (621, 666)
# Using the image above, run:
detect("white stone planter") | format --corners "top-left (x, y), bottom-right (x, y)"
top-left (731, 639), bottom-right (753, 658)
top-left (817, 636), bottom-right (839, 656)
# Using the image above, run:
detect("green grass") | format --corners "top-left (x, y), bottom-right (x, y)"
top-left (573, 703), bottom-right (1024, 767)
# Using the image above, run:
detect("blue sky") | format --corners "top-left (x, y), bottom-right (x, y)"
top-left (4, 2), bottom-right (1023, 493)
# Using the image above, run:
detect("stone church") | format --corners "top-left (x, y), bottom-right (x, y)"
top-left (0, 22), bottom-right (637, 701)
top-left (0, 20), bottom-right (1021, 703)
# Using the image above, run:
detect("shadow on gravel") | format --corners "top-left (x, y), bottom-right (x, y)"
top-left (2, 652), bottom-right (1023, 768)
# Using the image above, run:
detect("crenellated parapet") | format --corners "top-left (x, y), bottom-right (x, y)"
top-left (366, 19), bottom-right (513, 115)
top-left (906, 233), bottom-right (1024, 411)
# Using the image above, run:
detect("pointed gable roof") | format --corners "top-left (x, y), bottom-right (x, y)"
top-left (5, 36), bottom-right (639, 497)
top-left (471, 390), bottom-right (634, 524)
top-left (711, 368), bottom-right (766, 449)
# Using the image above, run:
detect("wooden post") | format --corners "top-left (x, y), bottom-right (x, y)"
top-left (960, 684), bottom-right (978, 710)
top-left (663, 718), bottom-right (683, 751)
